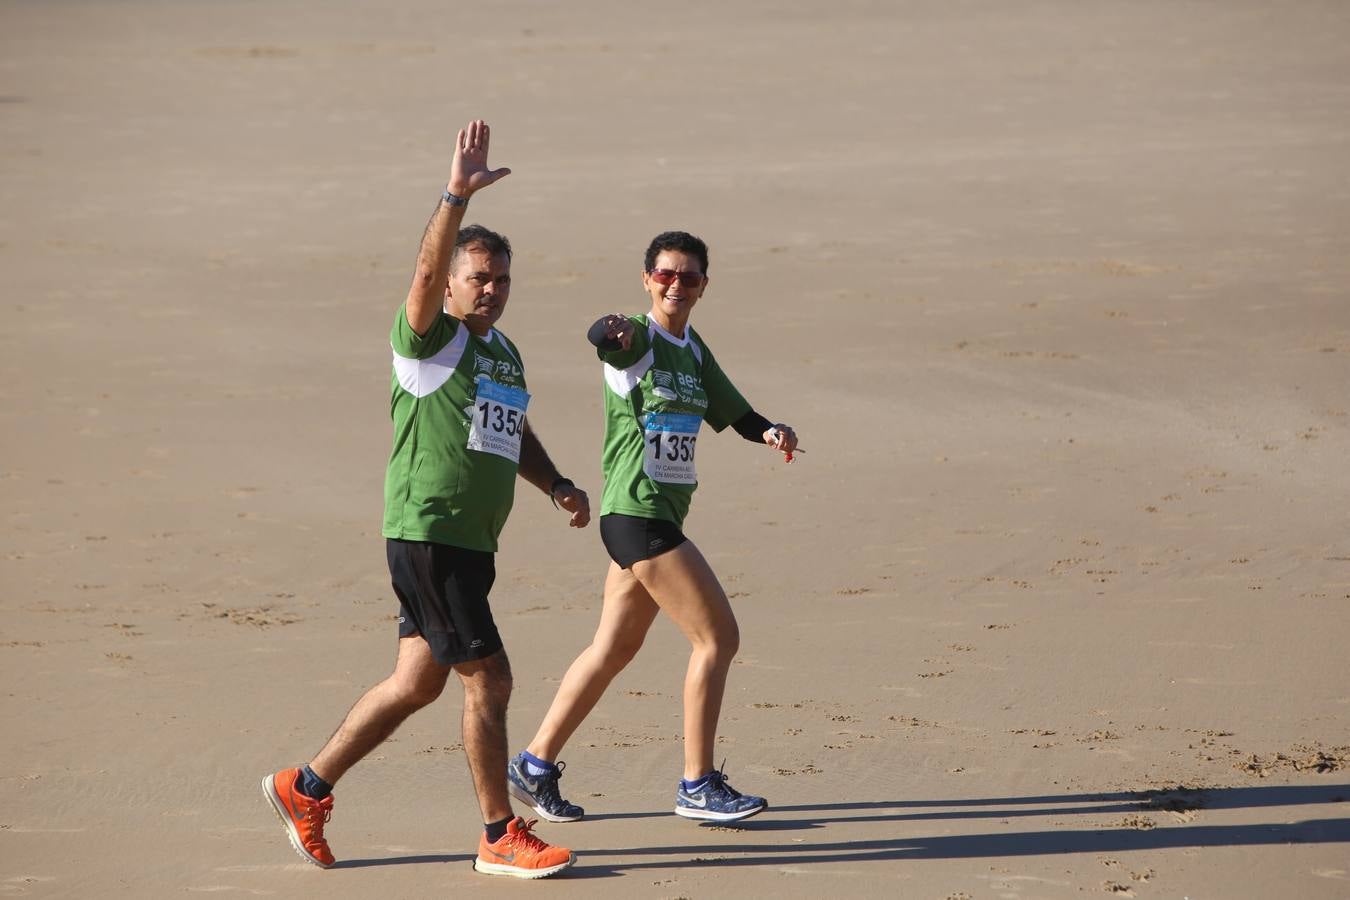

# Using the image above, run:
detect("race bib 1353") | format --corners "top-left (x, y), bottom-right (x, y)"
top-left (642, 412), bottom-right (700, 484)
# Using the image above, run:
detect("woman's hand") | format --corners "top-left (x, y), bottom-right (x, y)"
top-left (601, 314), bottom-right (635, 351)
top-left (763, 424), bottom-right (800, 462)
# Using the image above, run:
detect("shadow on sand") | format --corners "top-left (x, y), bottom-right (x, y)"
top-left (334, 783), bottom-right (1349, 875)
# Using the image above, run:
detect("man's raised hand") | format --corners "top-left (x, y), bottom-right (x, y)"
top-left (448, 119), bottom-right (511, 198)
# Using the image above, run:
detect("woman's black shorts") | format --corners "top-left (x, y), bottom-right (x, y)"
top-left (386, 538), bottom-right (503, 665)
top-left (599, 513), bottom-right (687, 569)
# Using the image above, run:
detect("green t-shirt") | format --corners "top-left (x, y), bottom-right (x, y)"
top-left (598, 315), bottom-right (750, 527)
top-left (382, 306), bottom-right (529, 552)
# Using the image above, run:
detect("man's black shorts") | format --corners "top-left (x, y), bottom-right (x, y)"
top-left (599, 513), bottom-right (687, 569)
top-left (386, 539), bottom-right (503, 665)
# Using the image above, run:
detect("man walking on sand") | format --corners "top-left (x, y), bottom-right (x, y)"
top-left (262, 119), bottom-right (586, 880)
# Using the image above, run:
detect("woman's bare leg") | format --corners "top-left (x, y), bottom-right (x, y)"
top-left (629, 540), bottom-right (738, 781)
top-left (525, 563), bottom-right (660, 761)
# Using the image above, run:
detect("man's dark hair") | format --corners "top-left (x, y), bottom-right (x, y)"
top-left (644, 230), bottom-right (708, 274)
top-left (453, 224), bottom-right (513, 266)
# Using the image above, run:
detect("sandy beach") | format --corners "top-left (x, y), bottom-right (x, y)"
top-left (2, 1), bottom-right (1348, 897)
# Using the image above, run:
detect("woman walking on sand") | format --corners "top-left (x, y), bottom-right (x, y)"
top-left (507, 230), bottom-right (800, 823)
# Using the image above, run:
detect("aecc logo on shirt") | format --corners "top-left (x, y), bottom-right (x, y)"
top-left (474, 353), bottom-right (523, 383)
top-left (650, 368), bottom-right (705, 407)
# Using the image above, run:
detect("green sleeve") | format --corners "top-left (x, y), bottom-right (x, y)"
top-left (596, 315), bottom-right (651, 368)
top-left (700, 343), bottom-right (751, 432)
top-left (391, 304), bottom-right (454, 359)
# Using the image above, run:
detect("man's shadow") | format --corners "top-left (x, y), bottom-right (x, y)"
top-left (334, 783), bottom-right (1350, 874)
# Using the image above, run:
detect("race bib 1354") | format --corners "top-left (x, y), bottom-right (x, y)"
top-left (468, 376), bottom-right (529, 462)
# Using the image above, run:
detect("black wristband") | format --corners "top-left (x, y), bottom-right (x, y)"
top-left (732, 410), bottom-right (774, 444)
top-left (587, 316), bottom-right (622, 351)
top-left (549, 476), bottom-right (574, 509)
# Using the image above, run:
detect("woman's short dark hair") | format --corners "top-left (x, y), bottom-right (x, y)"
top-left (644, 231), bottom-right (708, 274)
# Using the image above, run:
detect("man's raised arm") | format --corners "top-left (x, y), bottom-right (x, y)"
top-left (404, 119), bottom-right (511, 336)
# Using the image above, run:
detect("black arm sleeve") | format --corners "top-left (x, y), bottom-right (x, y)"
top-left (732, 409), bottom-right (774, 443)
top-left (587, 316), bottom-right (622, 352)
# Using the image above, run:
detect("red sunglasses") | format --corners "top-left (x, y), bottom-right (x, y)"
top-left (647, 268), bottom-right (705, 288)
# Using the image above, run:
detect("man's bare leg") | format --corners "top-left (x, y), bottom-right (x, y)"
top-left (308, 634), bottom-right (451, 784)
top-left (456, 649), bottom-right (515, 824)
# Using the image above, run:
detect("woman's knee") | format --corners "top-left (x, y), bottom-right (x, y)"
top-left (692, 620), bottom-right (739, 665)
top-left (597, 628), bottom-right (648, 671)
top-left (716, 624), bottom-right (741, 662)
top-left (727, 621), bottom-right (741, 658)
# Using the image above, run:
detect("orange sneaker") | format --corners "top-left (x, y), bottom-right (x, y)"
top-left (262, 768), bottom-right (335, 868)
top-left (473, 817), bottom-right (576, 879)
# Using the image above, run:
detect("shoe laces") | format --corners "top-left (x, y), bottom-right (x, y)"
top-left (535, 762), bottom-right (571, 806)
top-left (707, 760), bottom-right (743, 799)
top-left (544, 762), bottom-right (567, 788)
top-left (303, 795), bottom-right (334, 838)
top-left (507, 818), bottom-right (549, 853)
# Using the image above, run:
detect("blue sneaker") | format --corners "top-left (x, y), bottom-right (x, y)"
top-left (507, 753), bottom-right (584, 823)
top-left (674, 766), bottom-right (767, 822)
